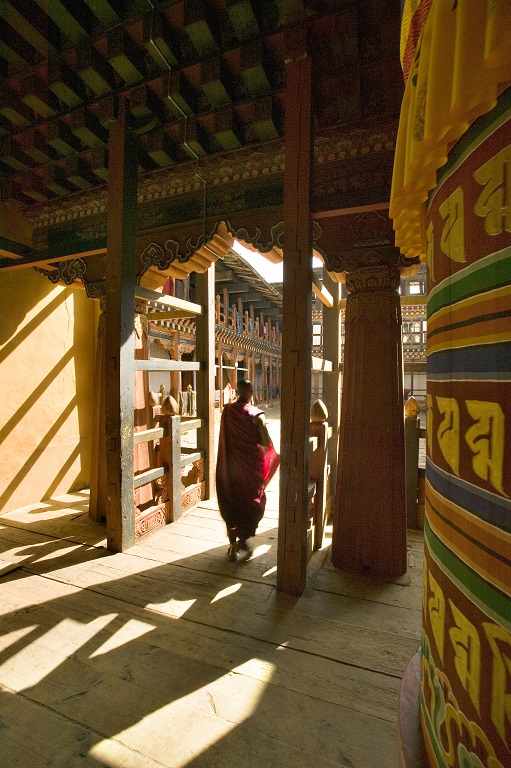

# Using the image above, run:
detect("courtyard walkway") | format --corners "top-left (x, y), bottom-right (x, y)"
top-left (0, 409), bottom-right (423, 768)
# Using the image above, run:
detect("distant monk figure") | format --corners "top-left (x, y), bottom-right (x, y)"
top-left (216, 379), bottom-right (280, 562)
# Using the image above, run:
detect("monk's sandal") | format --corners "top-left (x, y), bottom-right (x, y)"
top-left (227, 544), bottom-right (238, 562)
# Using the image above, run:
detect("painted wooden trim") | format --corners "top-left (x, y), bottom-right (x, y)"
top-left (133, 360), bottom-right (202, 371)
top-left (133, 427), bottom-right (166, 444)
top-left (135, 285), bottom-right (203, 315)
top-left (312, 281), bottom-right (334, 308)
top-left (134, 465), bottom-right (167, 488)
top-left (311, 357), bottom-right (333, 372)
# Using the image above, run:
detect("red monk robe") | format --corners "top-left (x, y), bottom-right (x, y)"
top-left (216, 390), bottom-right (279, 559)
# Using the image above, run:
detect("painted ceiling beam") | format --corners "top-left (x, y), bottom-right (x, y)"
top-left (142, 130), bottom-right (177, 167)
top-left (37, 164), bottom-right (75, 196)
top-left (82, 0), bottom-right (122, 29)
top-left (240, 40), bottom-right (271, 98)
top-left (20, 74), bottom-right (60, 119)
top-left (183, 0), bottom-right (220, 58)
top-left (77, 44), bottom-right (116, 97)
top-left (49, 59), bottom-right (87, 108)
top-left (107, 28), bottom-right (146, 85)
top-left (0, 88), bottom-right (33, 128)
top-left (213, 105), bottom-right (242, 150)
top-left (70, 107), bottom-right (109, 147)
top-left (128, 84), bottom-right (166, 132)
top-left (46, 119), bottom-right (83, 156)
top-left (37, 0), bottom-right (94, 45)
top-left (14, 171), bottom-right (52, 202)
top-left (227, 0), bottom-right (260, 42)
top-left (14, 128), bottom-right (59, 164)
top-left (84, 146), bottom-right (109, 181)
top-left (0, 137), bottom-right (34, 173)
top-left (0, 1), bottom-right (60, 58)
top-left (0, 21), bottom-right (41, 71)
top-left (61, 155), bottom-right (99, 190)
top-left (248, 96), bottom-right (280, 141)
top-left (201, 57), bottom-right (234, 107)
top-left (161, 71), bottom-right (199, 117)
top-left (143, 12), bottom-right (180, 70)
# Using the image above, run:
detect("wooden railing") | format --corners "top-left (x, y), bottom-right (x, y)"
top-left (215, 296), bottom-right (282, 347)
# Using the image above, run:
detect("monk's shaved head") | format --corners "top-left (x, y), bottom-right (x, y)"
top-left (236, 379), bottom-right (253, 398)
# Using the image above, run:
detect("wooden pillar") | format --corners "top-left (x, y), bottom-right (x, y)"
top-left (217, 341), bottom-right (223, 395)
top-left (321, 267), bottom-right (341, 507)
top-left (195, 264), bottom-right (215, 499)
top-left (277, 42), bottom-right (313, 595)
top-left (332, 265), bottom-right (407, 578)
top-left (104, 100), bottom-right (138, 552)
top-left (89, 299), bottom-right (106, 522)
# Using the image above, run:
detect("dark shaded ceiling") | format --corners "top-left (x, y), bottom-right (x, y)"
top-left (0, 0), bottom-right (403, 211)
top-left (0, 0), bottom-right (413, 289)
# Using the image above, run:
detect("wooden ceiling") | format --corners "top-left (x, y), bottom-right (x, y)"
top-left (0, 1), bottom-right (403, 206)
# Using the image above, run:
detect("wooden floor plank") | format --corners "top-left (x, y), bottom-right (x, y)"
top-left (0, 478), bottom-right (424, 768)
top-left (0, 573), bottom-right (399, 767)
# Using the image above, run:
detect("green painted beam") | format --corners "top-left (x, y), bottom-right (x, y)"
top-left (0, 137), bottom-right (33, 172)
top-left (162, 72), bottom-right (198, 117)
top-left (214, 106), bottom-right (242, 150)
top-left (77, 45), bottom-right (116, 97)
top-left (14, 172), bottom-right (52, 202)
top-left (201, 59), bottom-right (233, 107)
top-left (0, 88), bottom-right (33, 128)
top-left (0, 1), bottom-right (60, 57)
top-left (63, 156), bottom-right (98, 190)
top-left (0, 29), bottom-right (38, 72)
top-left (38, 165), bottom-right (74, 196)
top-left (143, 12), bottom-right (179, 70)
top-left (35, 0), bottom-right (93, 45)
top-left (227, 0), bottom-right (260, 41)
top-left (70, 108), bottom-right (108, 147)
top-left (49, 59), bottom-right (87, 108)
top-left (82, 0), bottom-right (122, 28)
top-left (85, 146), bottom-right (109, 181)
top-left (47, 119), bottom-right (83, 156)
top-left (20, 75), bottom-right (59, 119)
top-left (143, 131), bottom-right (176, 167)
top-left (14, 129), bottom-right (58, 164)
top-left (184, 0), bottom-right (219, 57)
top-left (108, 29), bottom-right (146, 85)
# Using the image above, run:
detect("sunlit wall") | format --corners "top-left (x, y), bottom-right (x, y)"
top-left (0, 269), bottom-right (95, 513)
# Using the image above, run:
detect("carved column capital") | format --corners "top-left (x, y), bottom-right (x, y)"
top-left (345, 265), bottom-right (401, 325)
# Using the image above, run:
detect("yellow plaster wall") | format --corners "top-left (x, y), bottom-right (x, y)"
top-left (0, 269), bottom-right (95, 513)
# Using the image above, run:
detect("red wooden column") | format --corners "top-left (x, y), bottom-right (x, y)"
top-left (277, 37), bottom-right (313, 595)
top-left (332, 265), bottom-right (407, 578)
top-left (104, 99), bottom-right (138, 552)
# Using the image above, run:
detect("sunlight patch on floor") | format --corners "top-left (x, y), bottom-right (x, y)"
top-left (89, 661), bottom-right (271, 768)
top-left (146, 597), bottom-right (197, 618)
top-left (210, 582), bottom-right (242, 603)
top-left (0, 615), bottom-right (119, 689)
top-left (89, 618), bottom-right (156, 658)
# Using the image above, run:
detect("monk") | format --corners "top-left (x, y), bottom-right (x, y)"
top-left (216, 379), bottom-right (279, 561)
